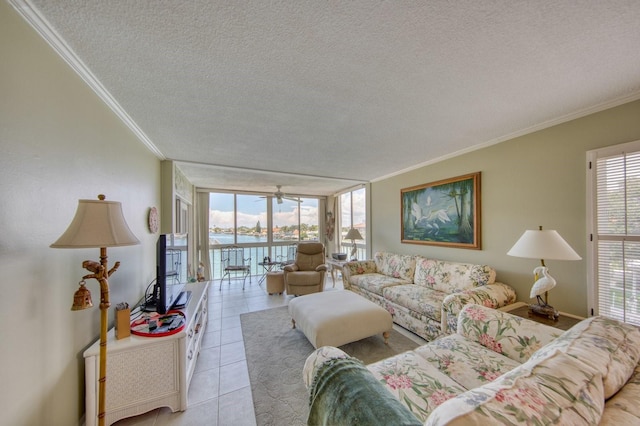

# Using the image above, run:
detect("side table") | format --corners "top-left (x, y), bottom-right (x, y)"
top-left (501, 302), bottom-right (583, 331)
top-left (325, 257), bottom-right (348, 287)
top-left (258, 261), bottom-right (281, 285)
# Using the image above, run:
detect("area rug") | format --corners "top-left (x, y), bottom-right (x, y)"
top-left (241, 306), bottom-right (420, 426)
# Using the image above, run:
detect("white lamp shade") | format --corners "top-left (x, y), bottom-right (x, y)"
top-left (345, 228), bottom-right (363, 241)
top-left (51, 198), bottom-right (140, 248)
top-left (507, 229), bottom-right (581, 261)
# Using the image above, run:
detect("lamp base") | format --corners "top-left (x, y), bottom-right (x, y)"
top-left (528, 302), bottom-right (559, 320)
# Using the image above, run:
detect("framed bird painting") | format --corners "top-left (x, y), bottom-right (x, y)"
top-left (401, 172), bottom-right (481, 249)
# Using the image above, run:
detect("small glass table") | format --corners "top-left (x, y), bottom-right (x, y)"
top-left (258, 261), bottom-right (282, 285)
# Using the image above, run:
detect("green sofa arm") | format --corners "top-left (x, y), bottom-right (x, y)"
top-left (441, 282), bottom-right (517, 334)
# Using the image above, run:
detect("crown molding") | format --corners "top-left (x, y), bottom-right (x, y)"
top-left (9, 0), bottom-right (165, 159)
top-left (372, 91), bottom-right (640, 183)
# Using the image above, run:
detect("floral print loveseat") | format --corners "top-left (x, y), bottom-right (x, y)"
top-left (304, 304), bottom-right (640, 425)
top-left (342, 252), bottom-right (517, 340)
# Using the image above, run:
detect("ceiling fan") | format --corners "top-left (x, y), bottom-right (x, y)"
top-left (261, 185), bottom-right (303, 204)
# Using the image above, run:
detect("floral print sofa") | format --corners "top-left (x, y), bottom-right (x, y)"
top-left (304, 304), bottom-right (640, 425)
top-left (342, 252), bottom-right (517, 340)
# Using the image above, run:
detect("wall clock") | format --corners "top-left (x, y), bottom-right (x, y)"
top-left (148, 207), bottom-right (159, 233)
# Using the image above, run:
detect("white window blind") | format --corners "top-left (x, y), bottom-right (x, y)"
top-left (589, 141), bottom-right (640, 326)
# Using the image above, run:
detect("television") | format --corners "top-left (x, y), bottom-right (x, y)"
top-left (153, 233), bottom-right (189, 314)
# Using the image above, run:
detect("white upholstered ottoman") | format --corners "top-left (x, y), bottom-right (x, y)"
top-left (288, 290), bottom-right (393, 348)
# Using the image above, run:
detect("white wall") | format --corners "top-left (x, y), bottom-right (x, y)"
top-left (371, 99), bottom-right (640, 316)
top-left (1, 3), bottom-right (160, 424)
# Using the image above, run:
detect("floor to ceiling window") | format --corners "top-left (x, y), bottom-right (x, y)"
top-left (272, 197), bottom-right (319, 242)
top-left (339, 186), bottom-right (367, 259)
top-left (208, 192), bottom-right (268, 244)
top-left (207, 191), bottom-right (320, 278)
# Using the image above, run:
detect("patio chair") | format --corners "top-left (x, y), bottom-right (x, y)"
top-left (277, 244), bottom-right (297, 269)
top-left (220, 245), bottom-right (251, 290)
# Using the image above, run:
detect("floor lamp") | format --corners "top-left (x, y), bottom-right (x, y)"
top-left (51, 195), bottom-right (139, 426)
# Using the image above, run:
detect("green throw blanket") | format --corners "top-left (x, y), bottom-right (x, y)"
top-left (307, 357), bottom-right (422, 426)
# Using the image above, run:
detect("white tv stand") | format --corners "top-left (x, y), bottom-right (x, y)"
top-left (83, 280), bottom-right (210, 426)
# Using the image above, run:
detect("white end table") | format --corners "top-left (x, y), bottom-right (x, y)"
top-left (325, 257), bottom-right (349, 287)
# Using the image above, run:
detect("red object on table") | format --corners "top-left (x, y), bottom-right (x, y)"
top-left (130, 310), bottom-right (185, 337)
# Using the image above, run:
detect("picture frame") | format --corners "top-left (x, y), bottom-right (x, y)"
top-left (401, 172), bottom-right (481, 249)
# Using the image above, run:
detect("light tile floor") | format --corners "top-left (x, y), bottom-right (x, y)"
top-left (113, 275), bottom-right (343, 426)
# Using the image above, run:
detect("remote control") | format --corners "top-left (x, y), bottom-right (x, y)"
top-left (168, 316), bottom-right (183, 330)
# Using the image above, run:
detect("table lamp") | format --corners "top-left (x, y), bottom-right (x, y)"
top-left (51, 195), bottom-right (139, 426)
top-left (507, 226), bottom-right (581, 319)
top-left (345, 228), bottom-right (363, 261)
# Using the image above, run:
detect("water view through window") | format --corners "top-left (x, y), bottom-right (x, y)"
top-left (208, 192), bottom-right (319, 277)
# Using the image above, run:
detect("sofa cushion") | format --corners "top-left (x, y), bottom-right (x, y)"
top-left (286, 270), bottom-right (322, 286)
top-left (599, 408), bottom-right (640, 425)
top-left (374, 252), bottom-right (416, 282)
top-left (414, 334), bottom-right (521, 390)
top-left (425, 351), bottom-right (605, 426)
top-left (368, 349), bottom-right (466, 423)
top-left (383, 302), bottom-right (445, 342)
top-left (457, 304), bottom-right (562, 363)
top-left (413, 257), bottom-right (496, 293)
top-left (530, 315), bottom-right (640, 399)
top-left (350, 273), bottom-right (410, 296)
top-left (600, 363), bottom-right (640, 424)
top-left (441, 282), bottom-right (518, 316)
top-left (295, 242), bottom-right (325, 271)
top-left (383, 284), bottom-right (445, 322)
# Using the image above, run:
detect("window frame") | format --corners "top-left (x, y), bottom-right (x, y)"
top-left (587, 139), bottom-right (640, 324)
top-left (337, 186), bottom-right (367, 257)
top-left (208, 190), bottom-right (321, 245)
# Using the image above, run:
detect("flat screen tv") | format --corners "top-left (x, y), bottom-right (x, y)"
top-left (153, 233), bottom-right (189, 314)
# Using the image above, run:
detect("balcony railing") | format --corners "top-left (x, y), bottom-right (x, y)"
top-left (208, 242), bottom-right (298, 280)
top-left (206, 241), bottom-right (367, 280)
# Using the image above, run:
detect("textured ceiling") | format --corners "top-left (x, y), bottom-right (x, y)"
top-left (13, 0), bottom-right (640, 196)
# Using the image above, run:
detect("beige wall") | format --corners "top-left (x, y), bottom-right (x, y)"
top-left (1, 3), bottom-right (160, 425)
top-left (4, 0), bottom-right (640, 422)
top-left (371, 99), bottom-right (640, 316)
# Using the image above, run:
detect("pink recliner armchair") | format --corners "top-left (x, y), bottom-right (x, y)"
top-left (283, 242), bottom-right (327, 296)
